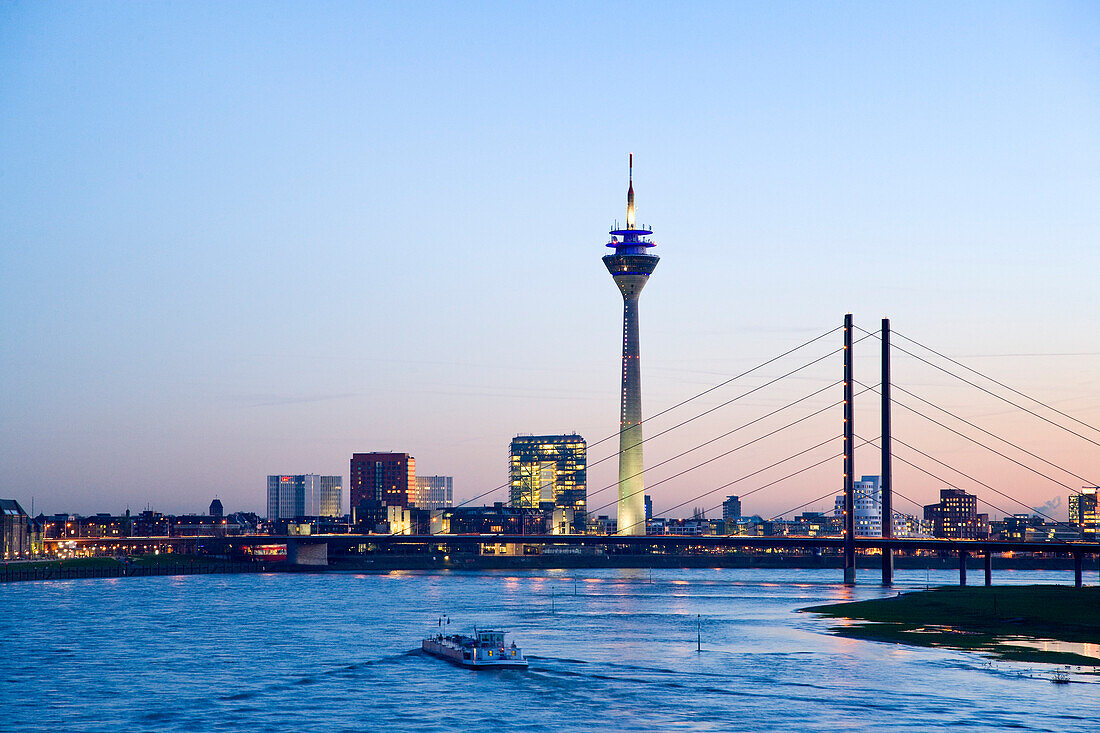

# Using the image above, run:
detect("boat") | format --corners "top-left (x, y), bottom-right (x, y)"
top-left (422, 629), bottom-right (529, 669)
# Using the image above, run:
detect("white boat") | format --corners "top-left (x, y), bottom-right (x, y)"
top-left (422, 629), bottom-right (529, 670)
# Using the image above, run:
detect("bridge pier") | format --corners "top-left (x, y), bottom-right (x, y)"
top-left (1074, 552), bottom-right (1083, 588)
top-left (984, 550), bottom-right (992, 586)
top-left (287, 540), bottom-right (328, 567)
top-left (842, 314), bottom-right (856, 585)
top-left (958, 550), bottom-right (968, 586)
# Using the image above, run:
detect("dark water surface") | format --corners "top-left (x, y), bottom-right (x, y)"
top-left (1, 568), bottom-right (1096, 732)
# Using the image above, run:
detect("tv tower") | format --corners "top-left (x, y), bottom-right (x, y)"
top-left (604, 154), bottom-right (659, 535)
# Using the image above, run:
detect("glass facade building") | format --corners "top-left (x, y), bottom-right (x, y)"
top-left (350, 452), bottom-right (416, 508)
top-left (266, 475), bottom-right (342, 520)
top-left (415, 475), bottom-right (453, 510)
top-left (1069, 487), bottom-right (1098, 539)
top-left (509, 434), bottom-right (586, 533)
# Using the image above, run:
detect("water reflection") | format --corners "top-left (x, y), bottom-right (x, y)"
top-left (1, 568), bottom-right (1097, 733)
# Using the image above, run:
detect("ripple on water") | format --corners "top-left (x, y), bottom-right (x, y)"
top-left (1, 568), bottom-right (1098, 732)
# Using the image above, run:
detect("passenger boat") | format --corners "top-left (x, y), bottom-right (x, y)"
top-left (422, 629), bottom-right (528, 669)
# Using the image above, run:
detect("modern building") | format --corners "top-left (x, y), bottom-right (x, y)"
top-left (415, 475), bottom-right (454, 510)
top-left (923, 488), bottom-right (980, 539)
top-left (603, 155), bottom-right (659, 535)
top-left (834, 476), bottom-right (882, 537)
top-left (1, 499), bottom-right (33, 559)
top-left (266, 475), bottom-right (342, 520)
top-left (509, 434), bottom-right (586, 533)
top-left (437, 503), bottom-right (547, 535)
top-left (722, 495), bottom-right (742, 523)
top-left (350, 452), bottom-right (415, 508)
top-left (1070, 487), bottom-right (1098, 539)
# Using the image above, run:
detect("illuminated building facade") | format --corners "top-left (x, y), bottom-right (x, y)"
top-left (1070, 487), bottom-right (1098, 538)
top-left (1, 499), bottom-right (33, 560)
top-left (509, 434), bottom-right (586, 533)
top-left (415, 475), bottom-right (454, 510)
top-left (923, 488), bottom-right (979, 539)
top-left (603, 155), bottom-right (659, 535)
top-left (834, 476), bottom-right (882, 537)
top-left (266, 475), bottom-right (342, 520)
top-left (350, 452), bottom-right (416, 508)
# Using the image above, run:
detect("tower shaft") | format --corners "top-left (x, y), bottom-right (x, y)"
top-left (616, 288), bottom-right (646, 534)
top-left (604, 259), bottom-right (656, 536)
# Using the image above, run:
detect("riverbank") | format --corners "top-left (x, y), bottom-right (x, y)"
top-left (802, 585), bottom-right (1100, 667)
top-left (4, 552), bottom-right (1096, 581)
top-left (0, 555), bottom-right (272, 582)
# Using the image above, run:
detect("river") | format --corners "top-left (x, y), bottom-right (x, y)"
top-left (1, 568), bottom-right (1095, 732)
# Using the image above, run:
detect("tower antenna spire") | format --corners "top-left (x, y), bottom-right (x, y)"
top-left (626, 153), bottom-right (635, 230)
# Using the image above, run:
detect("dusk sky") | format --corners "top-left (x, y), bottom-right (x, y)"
top-left (2, 1), bottom-right (1098, 521)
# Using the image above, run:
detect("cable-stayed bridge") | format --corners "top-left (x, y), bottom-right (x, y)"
top-left (49, 315), bottom-right (1100, 586)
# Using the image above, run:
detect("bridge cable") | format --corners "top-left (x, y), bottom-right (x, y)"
top-left (588, 421), bottom-right (841, 522)
top-left (889, 382), bottom-right (1098, 489)
top-left (892, 329), bottom-right (1100, 438)
top-left (614, 436), bottom-right (844, 535)
top-left (855, 379), bottom-right (1091, 497)
top-left (685, 437), bottom-right (878, 532)
top-left (885, 435), bottom-right (1078, 531)
top-left (855, 435), bottom-right (1028, 522)
top-left (588, 381), bottom-right (876, 531)
top-left (856, 326), bottom-right (1100, 449)
top-left (584, 382), bottom-right (843, 506)
top-left (437, 325), bottom-right (847, 518)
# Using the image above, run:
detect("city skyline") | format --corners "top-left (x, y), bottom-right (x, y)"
top-left (2, 2), bottom-right (1099, 520)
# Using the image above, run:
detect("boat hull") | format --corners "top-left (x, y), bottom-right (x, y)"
top-left (421, 638), bottom-right (528, 670)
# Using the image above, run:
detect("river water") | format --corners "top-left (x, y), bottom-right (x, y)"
top-left (1, 567), bottom-right (1096, 732)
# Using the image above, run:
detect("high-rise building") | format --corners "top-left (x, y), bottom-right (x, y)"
top-left (1070, 487), bottom-right (1098, 539)
top-left (415, 475), bottom-right (454, 510)
top-left (1069, 484), bottom-right (1095, 537)
top-left (834, 476), bottom-right (882, 537)
top-left (722, 495), bottom-right (742, 522)
top-left (509, 434), bottom-right (586, 533)
top-left (923, 488), bottom-right (979, 539)
top-left (350, 452), bottom-right (415, 508)
top-left (604, 155), bottom-right (659, 536)
top-left (266, 475), bottom-right (342, 520)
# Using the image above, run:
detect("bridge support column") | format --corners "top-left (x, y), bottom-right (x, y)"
top-left (842, 314), bottom-right (856, 585)
top-left (880, 318), bottom-right (893, 587)
top-left (958, 550), bottom-right (967, 586)
top-left (287, 540), bottom-right (328, 567)
top-left (1074, 552), bottom-right (1083, 588)
top-left (984, 550), bottom-right (992, 587)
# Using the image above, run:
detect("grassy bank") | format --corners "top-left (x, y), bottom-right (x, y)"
top-left (803, 585), bottom-right (1100, 667)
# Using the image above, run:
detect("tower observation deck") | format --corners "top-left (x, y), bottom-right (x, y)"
top-left (603, 154), bottom-right (659, 536)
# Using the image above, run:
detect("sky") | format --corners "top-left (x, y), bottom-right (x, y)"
top-left (2, 1), bottom-right (1099, 521)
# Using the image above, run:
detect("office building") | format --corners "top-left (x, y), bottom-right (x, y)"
top-left (1070, 487), bottom-right (1098, 539)
top-left (350, 452), bottom-right (415, 508)
top-left (415, 475), bottom-right (454, 510)
top-left (923, 488), bottom-right (979, 539)
top-left (722, 495), bottom-right (742, 522)
top-left (266, 475), bottom-right (342, 520)
top-left (603, 155), bottom-right (660, 535)
top-left (509, 434), bottom-right (586, 532)
top-left (834, 476), bottom-right (882, 537)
